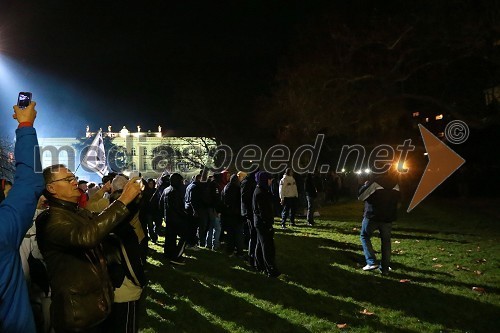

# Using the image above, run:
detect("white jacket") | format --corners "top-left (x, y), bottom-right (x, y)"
top-left (279, 175), bottom-right (298, 200)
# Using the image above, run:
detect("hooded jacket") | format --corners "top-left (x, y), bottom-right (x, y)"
top-left (222, 174), bottom-right (241, 217)
top-left (358, 173), bottom-right (401, 223)
top-left (253, 172), bottom-right (274, 228)
top-left (279, 174), bottom-right (298, 200)
top-left (162, 173), bottom-right (187, 224)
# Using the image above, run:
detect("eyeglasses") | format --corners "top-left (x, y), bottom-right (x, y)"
top-left (49, 175), bottom-right (78, 184)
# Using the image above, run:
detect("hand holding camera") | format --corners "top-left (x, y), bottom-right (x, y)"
top-left (13, 92), bottom-right (36, 124)
top-left (117, 177), bottom-right (144, 206)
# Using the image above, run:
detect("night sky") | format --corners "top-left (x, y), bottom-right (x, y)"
top-left (0, 0), bottom-right (314, 138)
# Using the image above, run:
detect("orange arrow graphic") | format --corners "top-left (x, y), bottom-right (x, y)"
top-left (407, 124), bottom-right (466, 212)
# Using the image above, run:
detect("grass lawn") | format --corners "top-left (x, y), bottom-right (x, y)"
top-left (138, 198), bottom-right (500, 333)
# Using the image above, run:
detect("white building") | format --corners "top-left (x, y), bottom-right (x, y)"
top-left (39, 125), bottom-right (217, 183)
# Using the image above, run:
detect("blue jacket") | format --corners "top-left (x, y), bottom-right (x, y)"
top-left (0, 126), bottom-right (44, 333)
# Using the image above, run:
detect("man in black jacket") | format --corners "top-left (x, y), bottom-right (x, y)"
top-left (253, 171), bottom-right (280, 277)
top-left (241, 170), bottom-right (258, 266)
top-left (222, 174), bottom-right (243, 256)
top-left (358, 169), bottom-right (400, 275)
top-left (184, 174), bottom-right (203, 249)
top-left (162, 173), bottom-right (188, 265)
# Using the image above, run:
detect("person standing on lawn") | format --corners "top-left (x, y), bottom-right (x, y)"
top-left (0, 101), bottom-right (44, 333)
top-left (358, 166), bottom-right (401, 275)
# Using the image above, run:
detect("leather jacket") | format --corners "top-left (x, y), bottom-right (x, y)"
top-left (36, 197), bottom-right (129, 331)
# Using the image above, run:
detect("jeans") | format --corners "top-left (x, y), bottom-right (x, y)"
top-left (360, 217), bottom-right (392, 271)
top-left (281, 197), bottom-right (297, 225)
top-left (205, 208), bottom-right (221, 249)
top-left (306, 195), bottom-right (315, 224)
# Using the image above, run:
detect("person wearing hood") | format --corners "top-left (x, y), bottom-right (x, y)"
top-left (253, 171), bottom-right (280, 278)
top-left (240, 169), bottom-right (258, 266)
top-left (222, 174), bottom-right (243, 257)
top-left (358, 167), bottom-right (401, 275)
top-left (162, 173), bottom-right (188, 265)
top-left (279, 168), bottom-right (299, 228)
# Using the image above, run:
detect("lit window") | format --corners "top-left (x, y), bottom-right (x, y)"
top-left (412, 112), bottom-right (420, 117)
top-left (438, 132), bottom-right (444, 137)
top-left (425, 118), bottom-right (429, 122)
top-left (131, 148), bottom-right (136, 156)
top-left (435, 114), bottom-right (443, 120)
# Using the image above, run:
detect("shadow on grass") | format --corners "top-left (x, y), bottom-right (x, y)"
top-left (144, 249), bottom-right (313, 332)
top-left (142, 245), bottom-right (412, 332)
top-left (278, 233), bottom-right (500, 332)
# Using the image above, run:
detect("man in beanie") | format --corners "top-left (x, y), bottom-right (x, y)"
top-left (253, 171), bottom-right (280, 277)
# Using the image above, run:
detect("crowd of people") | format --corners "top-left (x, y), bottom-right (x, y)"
top-left (0, 101), bottom-right (401, 333)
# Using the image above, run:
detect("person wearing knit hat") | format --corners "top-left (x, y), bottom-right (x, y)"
top-left (252, 171), bottom-right (280, 277)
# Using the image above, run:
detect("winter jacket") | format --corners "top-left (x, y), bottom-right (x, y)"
top-left (279, 175), bottom-right (298, 200)
top-left (253, 185), bottom-right (274, 229)
top-left (0, 126), bottom-right (44, 333)
top-left (162, 173), bottom-right (187, 225)
top-left (305, 174), bottom-right (317, 198)
top-left (358, 174), bottom-right (401, 223)
top-left (240, 172), bottom-right (257, 218)
top-left (36, 198), bottom-right (129, 331)
top-left (184, 181), bottom-right (203, 216)
top-left (222, 175), bottom-right (241, 218)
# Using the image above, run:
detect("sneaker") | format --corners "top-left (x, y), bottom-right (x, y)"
top-left (170, 258), bottom-right (186, 266)
top-left (362, 264), bottom-right (379, 271)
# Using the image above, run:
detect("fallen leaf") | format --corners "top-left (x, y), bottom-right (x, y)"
top-left (399, 279), bottom-right (411, 283)
top-left (466, 249), bottom-right (472, 252)
top-left (477, 246), bottom-right (481, 251)
top-left (476, 258), bottom-right (487, 263)
top-left (352, 228), bottom-right (359, 231)
top-left (433, 264), bottom-right (443, 268)
top-left (337, 323), bottom-right (348, 329)
top-left (432, 258), bottom-right (438, 261)
top-left (455, 265), bottom-right (470, 271)
top-left (472, 287), bottom-right (485, 293)
top-left (415, 240), bottom-right (420, 242)
top-left (360, 309), bottom-right (375, 316)
top-left (474, 270), bottom-right (482, 275)
top-left (394, 240), bottom-right (401, 244)
top-left (438, 247), bottom-right (445, 251)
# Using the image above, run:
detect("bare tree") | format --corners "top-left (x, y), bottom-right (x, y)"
top-left (0, 137), bottom-right (15, 180)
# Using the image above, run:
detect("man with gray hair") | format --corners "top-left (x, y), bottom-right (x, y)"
top-left (36, 165), bottom-right (142, 332)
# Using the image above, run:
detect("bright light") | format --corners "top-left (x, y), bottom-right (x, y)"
top-left (424, 152), bottom-right (428, 156)
top-left (364, 168), bottom-right (371, 173)
top-left (355, 170), bottom-right (362, 175)
top-left (341, 168), bottom-right (346, 173)
top-left (395, 161), bottom-right (409, 172)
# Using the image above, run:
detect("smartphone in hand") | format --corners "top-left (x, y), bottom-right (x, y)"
top-left (17, 92), bottom-right (32, 109)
